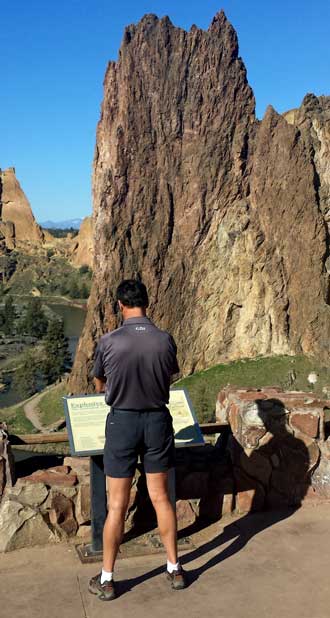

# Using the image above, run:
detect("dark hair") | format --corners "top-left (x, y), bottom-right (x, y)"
top-left (116, 279), bottom-right (149, 308)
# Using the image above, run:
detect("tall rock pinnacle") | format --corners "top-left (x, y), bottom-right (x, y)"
top-left (70, 13), bottom-right (330, 392)
top-left (0, 168), bottom-right (44, 244)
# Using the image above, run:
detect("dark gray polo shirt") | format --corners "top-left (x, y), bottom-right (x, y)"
top-left (93, 316), bottom-right (179, 410)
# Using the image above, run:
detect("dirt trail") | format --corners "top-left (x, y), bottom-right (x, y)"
top-left (4, 382), bottom-right (63, 433)
top-left (23, 390), bottom-right (49, 431)
top-left (14, 384), bottom-right (57, 432)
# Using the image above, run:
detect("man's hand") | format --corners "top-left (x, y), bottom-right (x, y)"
top-left (94, 377), bottom-right (106, 393)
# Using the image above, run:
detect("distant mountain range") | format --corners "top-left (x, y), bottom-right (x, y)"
top-left (39, 218), bottom-right (83, 230)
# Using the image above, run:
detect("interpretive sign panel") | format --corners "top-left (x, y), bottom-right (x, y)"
top-left (63, 395), bottom-right (109, 456)
top-left (63, 388), bottom-right (204, 456)
top-left (169, 389), bottom-right (205, 448)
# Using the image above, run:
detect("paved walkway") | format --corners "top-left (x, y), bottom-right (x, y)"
top-left (1, 505), bottom-right (330, 618)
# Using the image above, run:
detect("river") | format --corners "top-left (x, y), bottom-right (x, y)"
top-left (0, 302), bottom-right (86, 407)
top-left (45, 302), bottom-right (86, 360)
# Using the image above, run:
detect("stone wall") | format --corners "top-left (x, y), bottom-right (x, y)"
top-left (216, 386), bottom-right (330, 511)
top-left (0, 423), bottom-right (15, 501)
top-left (0, 457), bottom-right (91, 552)
top-left (2, 387), bottom-right (330, 551)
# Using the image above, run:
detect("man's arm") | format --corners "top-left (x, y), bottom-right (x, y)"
top-left (169, 334), bottom-right (180, 381)
top-left (94, 377), bottom-right (106, 393)
top-left (93, 340), bottom-right (106, 392)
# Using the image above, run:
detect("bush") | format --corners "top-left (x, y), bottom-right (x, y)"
top-left (80, 282), bottom-right (90, 299)
top-left (79, 264), bottom-right (90, 275)
top-left (69, 279), bottom-right (80, 299)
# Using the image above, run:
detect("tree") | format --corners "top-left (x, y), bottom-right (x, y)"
top-left (43, 319), bottom-right (71, 383)
top-left (12, 350), bottom-right (38, 398)
top-left (19, 298), bottom-right (49, 338)
top-left (69, 279), bottom-right (80, 299)
top-left (80, 282), bottom-right (90, 299)
top-left (79, 264), bottom-right (90, 275)
top-left (1, 296), bottom-right (16, 335)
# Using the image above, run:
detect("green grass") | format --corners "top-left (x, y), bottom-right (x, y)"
top-left (1, 382), bottom-right (67, 437)
top-left (1, 405), bottom-right (36, 434)
top-left (174, 355), bottom-right (330, 423)
top-left (4, 354), bottom-right (330, 440)
top-left (37, 383), bottom-right (68, 426)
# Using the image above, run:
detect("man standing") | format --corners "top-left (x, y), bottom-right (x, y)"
top-left (89, 279), bottom-right (186, 601)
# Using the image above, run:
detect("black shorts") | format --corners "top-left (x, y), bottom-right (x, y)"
top-left (103, 408), bottom-right (175, 478)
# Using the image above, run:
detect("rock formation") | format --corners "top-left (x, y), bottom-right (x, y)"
top-left (0, 220), bottom-right (15, 255)
top-left (0, 168), bottom-right (94, 287)
top-left (67, 12), bottom-right (330, 391)
top-left (283, 94), bottom-right (330, 233)
top-left (0, 168), bottom-right (44, 245)
top-left (71, 216), bottom-right (94, 268)
top-left (0, 173), bottom-right (15, 256)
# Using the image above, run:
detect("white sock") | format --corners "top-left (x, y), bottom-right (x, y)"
top-left (101, 569), bottom-right (113, 584)
top-left (167, 560), bottom-right (179, 573)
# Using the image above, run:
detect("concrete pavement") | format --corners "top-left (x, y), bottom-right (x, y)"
top-left (1, 504), bottom-right (330, 618)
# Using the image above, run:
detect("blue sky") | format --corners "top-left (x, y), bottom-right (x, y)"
top-left (1, 1), bottom-right (329, 222)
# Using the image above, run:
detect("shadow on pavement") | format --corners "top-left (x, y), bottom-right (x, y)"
top-left (118, 398), bottom-right (312, 593)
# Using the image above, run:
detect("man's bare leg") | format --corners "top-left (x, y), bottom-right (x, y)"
top-left (103, 476), bottom-right (133, 572)
top-left (146, 471), bottom-right (178, 564)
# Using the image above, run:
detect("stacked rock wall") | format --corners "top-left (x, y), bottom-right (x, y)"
top-left (216, 387), bottom-right (330, 512)
top-left (2, 387), bottom-right (330, 551)
top-left (0, 423), bottom-right (15, 500)
top-left (0, 457), bottom-right (91, 552)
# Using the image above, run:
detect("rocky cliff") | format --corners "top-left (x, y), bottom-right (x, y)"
top-left (70, 12), bottom-right (330, 392)
top-left (0, 168), bottom-right (94, 278)
top-left (0, 168), bottom-right (44, 245)
top-left (71, 216), bottom-right (94, 268)
top-left (283, 94), bottom-right (330, 233)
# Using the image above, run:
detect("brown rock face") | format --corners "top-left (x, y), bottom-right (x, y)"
top-left (70, 12), bottom-right (330, 391)
top-left (71, 216), bottom-right (94, 268)
top-left (49, 492), bottom-right (78, 537)
top-left (20, 466), bottom-right (77, 487)
top-left (0, 167), bottom-right (44, 244)
top-left (283, 94), bottom-right (330, 231)
top-left (0, 221), bottom-right (15, 252)
top-left (217, 387), bottom-right (330, 510)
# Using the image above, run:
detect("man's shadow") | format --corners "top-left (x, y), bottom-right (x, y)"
top-left (118, 398), bottom-right (315, 593)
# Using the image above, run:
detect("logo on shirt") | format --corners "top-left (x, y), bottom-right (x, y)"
top-left (135, 326), bottom-right (146, 331)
